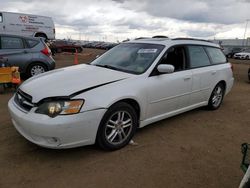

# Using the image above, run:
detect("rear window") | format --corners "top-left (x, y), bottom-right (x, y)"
top-left (1, 37), bottom-right (24, 49)
top-left (205, 47), bottom-right (227, 64)
top-left (187, 46), bottom-right (211, 68)
top-left (26, 39), bottom-right (39, 48)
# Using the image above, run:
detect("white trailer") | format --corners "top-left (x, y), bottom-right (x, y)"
top-left (0, 11), bottom-right (55, 39)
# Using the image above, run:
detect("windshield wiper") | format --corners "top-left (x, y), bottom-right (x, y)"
top-left (94, 64), bottom-right (119, 71)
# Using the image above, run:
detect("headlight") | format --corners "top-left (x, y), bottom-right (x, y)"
top-left (35, 100), bottom-right (84, 118)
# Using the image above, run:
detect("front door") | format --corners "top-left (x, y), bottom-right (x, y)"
top-left (145, 46), bottom-right (192, 123)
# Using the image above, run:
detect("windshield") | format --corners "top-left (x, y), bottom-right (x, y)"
top-left (91, 43), bottom-right (165, 74)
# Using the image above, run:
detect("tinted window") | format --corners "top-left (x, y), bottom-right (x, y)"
top-left (188, 46), bottom-right (210, 68)
top-left (26, 39), bottom-right (39, 48)
top-left (162, 46), bottom-right (186, 71)
top-left (205, 47), bottom-right (227, 64)
top-left (1, 37), bottom-right (24, 49)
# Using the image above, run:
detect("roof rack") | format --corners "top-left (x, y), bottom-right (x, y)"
top-left (172, 38), bottom-right (212, 43)
top-left (134, 37), bottom-right (149, 40)
top-left (152, 35), bottom-right (168, 38)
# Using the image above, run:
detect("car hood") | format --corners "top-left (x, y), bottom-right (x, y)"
top-left (19, 64), bottom-right (132, 103)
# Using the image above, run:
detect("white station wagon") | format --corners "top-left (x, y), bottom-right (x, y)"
top-left (8, 37), bottom-right (234, 150)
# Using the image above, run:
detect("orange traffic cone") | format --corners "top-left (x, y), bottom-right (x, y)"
top-left (11, 67), bottom-right (21, 84)
top-left (74, 49), bottom-right (79, 65)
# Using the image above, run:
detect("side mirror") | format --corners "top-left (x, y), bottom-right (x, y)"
top-left (157, 64), bottom-right (175, 74)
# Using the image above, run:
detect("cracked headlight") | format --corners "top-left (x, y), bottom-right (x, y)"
top-left (35, 100), bottom-right (84, 118)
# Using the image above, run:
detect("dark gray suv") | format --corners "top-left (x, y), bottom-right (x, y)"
top-left (0, 34), bottom-right (55, 77)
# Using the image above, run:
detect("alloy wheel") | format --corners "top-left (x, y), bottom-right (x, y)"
top-left (104, 111), bottom-right (133, 145)
top-left (30, 65), bottom-right (45, 76)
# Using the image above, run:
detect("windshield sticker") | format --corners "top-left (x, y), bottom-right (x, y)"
top-left (137, 49), bottom-right (158, 54)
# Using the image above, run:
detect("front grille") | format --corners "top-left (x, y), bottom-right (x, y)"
top-left (14, 90), bottom-right (34, 112)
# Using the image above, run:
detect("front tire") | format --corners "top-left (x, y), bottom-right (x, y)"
top-left (96, 102), bottom-right (138, 150)
top-left (207, 83), bottom-right (225, 110)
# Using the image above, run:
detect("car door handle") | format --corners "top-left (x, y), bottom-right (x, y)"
top-left (183, 76), bottom-right (191, 81)
top-left (23, 50), bottom-right (28, 54)
top-left (211, 71), bottom-right (217, 75)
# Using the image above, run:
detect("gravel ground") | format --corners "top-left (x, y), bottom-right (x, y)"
top-left (0, 49), bottom-right (249, 188)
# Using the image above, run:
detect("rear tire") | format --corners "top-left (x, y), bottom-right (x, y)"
top-left (27, 63), bottom-right (47, 78)
top-left (96, 102), bottom-right (138, 151)
top-left (207, 83), bottom-right (225, 110)
top-left (77, 48), bottom-right (83, 53)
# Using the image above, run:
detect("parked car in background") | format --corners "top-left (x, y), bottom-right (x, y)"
top-left (50, 40), bottom-right (83, 54)
top-left (0, 34), bottom-right (55, 77)
top-left (0, 11), bottom-right (55, 40)
top-left (234, 51), bottom-right (250, 60)
top-left (8, 37), bottom-right (234, 150)
top-left (223, 47), bottom-right (243, 58)
top-left (82, 41), bottom-right (118, 50)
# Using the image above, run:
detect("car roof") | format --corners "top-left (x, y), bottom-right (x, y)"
top-left (127, 37), bottom-right (220, 48)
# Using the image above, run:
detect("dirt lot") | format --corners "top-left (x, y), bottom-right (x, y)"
top-left (0, 49), bottom-right (250, 188)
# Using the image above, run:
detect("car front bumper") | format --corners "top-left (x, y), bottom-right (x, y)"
top-left (8, 97), bottom-right (106, 149)
top-left (234, 56), bottom-right (246, 59)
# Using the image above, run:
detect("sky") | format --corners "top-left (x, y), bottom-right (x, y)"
top-left (1, 0), bottom-right (250, 42)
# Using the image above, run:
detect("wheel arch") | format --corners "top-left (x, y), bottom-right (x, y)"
top-left (25, 61), bottom-right (49, 75)
top-left (217, 80), bottom-right (226, 91)
top-left (34, 32), bottom-right (48, 39)
top-left (108, 98), bottom-right (141, 124)
top-left (23, 61), bottom-right (49, 76)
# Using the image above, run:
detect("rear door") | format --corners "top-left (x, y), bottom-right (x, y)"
top-left (0, 36), bottom-right (31, 73)
top-left (187, 45), bottom-right (214, 104)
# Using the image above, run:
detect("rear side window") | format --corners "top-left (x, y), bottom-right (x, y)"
top-left (26, 39), bottom-right (39, 48)
top-left (187, 46), bottom-right (211, 68)
top-left (205, 47), bottom-right (227, 64)
top-left (1, 37), bottom-right (24, 49)
top-left (0, 13), bottom-right (3, 22)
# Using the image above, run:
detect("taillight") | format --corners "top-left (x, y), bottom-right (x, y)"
top-left (41, 47), bottom-right (51, 56)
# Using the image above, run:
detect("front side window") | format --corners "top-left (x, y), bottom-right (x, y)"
top-left (91, 43), bottom-right (165, 74)
top-left (1, 37), bottom-right (24, 49)
top-left (205, 47), bottom-right (227, 64)
top-left (188, 46), bottom-right (211, 68)
top-left (161, 46), bottom-right (186, 71)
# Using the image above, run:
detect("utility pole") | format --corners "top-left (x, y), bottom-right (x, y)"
top-left (243, 19), bottom-right (250, 46)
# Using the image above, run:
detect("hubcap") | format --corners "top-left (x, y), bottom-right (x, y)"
top-left (105, 111), bottom-right (133, 145)
top-left (212, 86), bottom-right (223, 108)
top-left (31, 65), bottom-right (45, 76)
